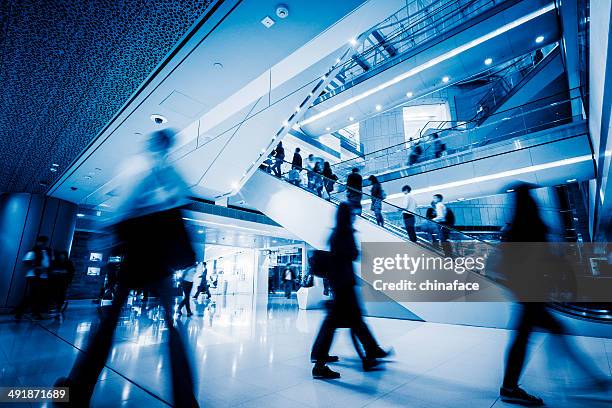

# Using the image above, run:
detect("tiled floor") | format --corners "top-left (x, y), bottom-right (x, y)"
top-left (1, 294), bottom-right (610, 407)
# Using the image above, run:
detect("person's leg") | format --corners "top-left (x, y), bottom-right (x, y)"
top-left (184, 282), bottom-right (193, 315)
top-left (63, 286), bottom-right (130, 403)
top-left (14, 278), bottom-right (33, 318)
top-left (193, 287), bottom-right (201, 299)
top-left (310, 315), bottom-right (336, 361)
top-left (155, 277), bottom-right (199, 407)
top-left (503, 304), bottom-right (536, 388)
top-left (375, 210), bottom-right (384, 227)
top-left (204, 284), bottom-right (211, 298)
top-left (178, 281), bottom-right (188, 314)
top-left (403, 214), bottom-right (417, 242)
top-left (284, 281), bottom-right (291, 298)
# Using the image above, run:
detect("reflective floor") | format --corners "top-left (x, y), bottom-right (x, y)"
top-left (1, 294), bottom-right (611, 407)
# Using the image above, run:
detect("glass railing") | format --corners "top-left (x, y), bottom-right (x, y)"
top-left (316, 0), bottom-right (501, 104)
top-left (330, 93), bottom-right (581, 181)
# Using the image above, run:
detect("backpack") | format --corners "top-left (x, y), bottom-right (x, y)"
top-left (309, 250), bottom-right (334, 278)
top-left (445, 208), bottom-right (455, 226)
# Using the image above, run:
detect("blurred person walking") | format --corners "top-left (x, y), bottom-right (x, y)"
top-left (282, 264), bottom-right (295, 299)
top-left (311, 202), bottom-right (390, 379)
top-left (432, 194), bottom-right (449, 242)
top-left (368, 175), bottom-right (385, 227)
top-left (401, 185), bottom-right (418, 242)
top-left (49, 250), bottom-right (75, 314)
top-left (14, 235), bottom-right (52, 320)
top-left (178, 264), bottom-right (196, 316)
top-left (346, 167), bottom-right (363, 215)
top-left (54, 129), bottom-right (199, 408)
top-left (313, 162), bottom-right (324, 197)
top-left (193, 262), bottom-right (211, 299)
top-left (497, 183), bottom-right (610, 406)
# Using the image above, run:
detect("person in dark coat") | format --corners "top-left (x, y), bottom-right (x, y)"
top-left (368, 175), bottom-right (385, 226)
top-left (310, 202), bottom-right (389, 379)
top-left (498, 183), bottom-right (610, 406)
top-left (346, 168), bottom-right (363, 215)
top-left (291, 147), bottom-right (302, 170)
top-left (271, 141), bottom-right (285, 177)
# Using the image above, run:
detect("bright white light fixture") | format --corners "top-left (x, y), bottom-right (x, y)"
top-left (325, 127), bottom-right (331, 131)
top-left (406, 92), bottom-right (413, 97)
top-left (375, 104), bottom-right (382, 111)
top-left (566, 178), bottom-right (577, 183)
top-left (484, 57), bottom-right (493, 65)
top-left (535, 35), bottom-right (544, 43)
top-left (349, 116), bottom-right (354, 121)
top-left (442, 76), bottom-right (450, 83)
top-left (197, 230), bottom-right (204, 234)
top-left (349, 38), bottom-right (357, 46)
top-left (506, 189), bottom-right (515, 193)
top-left (76, 213), bottom-right (85, 217)
top-left (231, 182), bottom-right (239, 189)
top-left (299, 3), bottom-right (555, 127)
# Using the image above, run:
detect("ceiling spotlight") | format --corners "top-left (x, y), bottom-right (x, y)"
top-left (506, 189), bottom-right (515, 193)
top-left (375, 104), bottom-right (382, 111)
top-left (198, 230), bottom-right (204, 234)
top-left (52, 163), bottom-right (59, 167)
top-left (535, 35), bottom-right (544, 43)
top-left (50, 167), bottom-right (57, 172)
top-left (282, 120), bottom-right (288, 126)
top-left (349, 116), bottom-right (354, 121)
top-left (484, 57), bottom-right (493, 65)
top-left (76, 213), bottom-right (85, 217)
top-left (150, 114), bottom-right (167, 125)
top-left (231, 182), bottom-right (239, 189)
top-left (406, 92), bottom-right (413, 97)
top-left (325, 127), bottom-right (331, 131)
top-left (349, 38), bottom-right (357, 46)
top-left (442, 76), bottom-right (450, 83)
top-left (566, 178), bottom-right (577, 183)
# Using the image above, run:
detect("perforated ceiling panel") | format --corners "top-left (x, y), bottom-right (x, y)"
top-left (0, 0), bottom-right (214, 193)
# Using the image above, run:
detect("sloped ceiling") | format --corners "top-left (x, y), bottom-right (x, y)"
top-left (0, 0), bottom-right (214, 193)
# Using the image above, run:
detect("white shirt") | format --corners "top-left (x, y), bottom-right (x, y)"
top-left (284, 269), bottom-right (292, 280)
top-left (403, 193), bottom-right (417, 213)
top-left (183, 267), bottom-right (196, 282)
top-left (434, 202), bottom-right (447, 222)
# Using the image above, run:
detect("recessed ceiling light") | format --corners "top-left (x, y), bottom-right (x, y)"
top-left (150, 114), bottom-right (167, 124)
top-left (52, 163), bottom-right (59, 167)
top-left (484, 57), bottom-right (493, 65)
top-left (375, 104), bottom-right (382, 111)
top-left (442, 76), bottom-right (450, 83)
top-left (50, 168), bottom-right (57, 172)
top-left (349, 116), bottom-right (354, 121)
top-left (261, 16), bottom-right (275, 28)
top-left (535, 35), bottom-right (544, 43)
top-left (506, 189), bottom-right (514, 193)
top-left (231, 182), bottom-right (239, 189)
top-left (325, 127), bottom-right (331, 131)
top-left (566, 178), bottom-right (577, 183)
top-left (349, 38), bottom-right (357, 46)
top-left (406, 92), bottom-right (413, 97)
top-left (76, 213), bottom-right (85, 217)
top-left (282, 120), bottom-right (288, 126)
top-left (198, 230), bottom-right (204, 234)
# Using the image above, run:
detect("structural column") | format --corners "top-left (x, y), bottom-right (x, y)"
top-left (0, 193), bottom-right (77, 312)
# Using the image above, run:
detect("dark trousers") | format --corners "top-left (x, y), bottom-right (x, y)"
top-left (67, 276), bottom-right (198, 407)
top-left (347, 194), bottom-right (362, 215)
top-left (193, 284), bottom-right (210, 299)
top-left (503, 303), bottom-right (600, 388)
top-left (374, 210), bottom-right (384, 226)
top-left (284, 280), bottom-right (293, 298)
top-left (402, 213), bottom-right (417, 242)
top-left (311, 288), bottom-right (378, 362)
top-left (14, 277), bottom-right (45, 317)
top-left (272, 159), bottom-right (283, 177)
top-left (178, 281), bottom-right (193, 314)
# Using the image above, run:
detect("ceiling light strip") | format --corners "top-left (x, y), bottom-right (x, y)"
top-left (300, 3), bottom-right (556, 126)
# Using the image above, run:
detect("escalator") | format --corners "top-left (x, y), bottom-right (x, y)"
top-left (239, 160), bottom-right (611, 332)
top-left (328, 93), bottom-right (593, 204)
